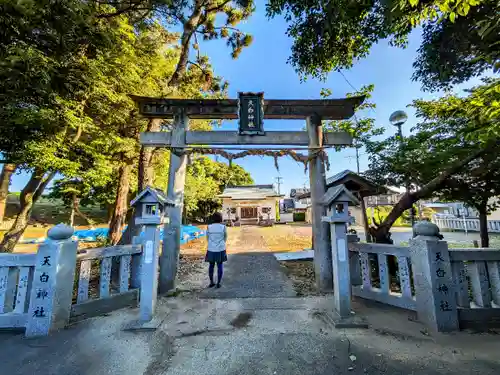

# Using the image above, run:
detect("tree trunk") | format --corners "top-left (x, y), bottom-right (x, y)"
top-left (0, 169), bottom-right (55, 253)
top-left (369, 147), bottom-right (488, 243)
top-left (108, 164), bottom-right (132, 245)
top-left (478, 202), bottom-right (489, 248)
top-left (69, 205), bottom-right (75, 227)
top-left (72, 193), bottom-right (94, 228)
top-left (118, 120), bottom-right (161, 246)
top-left (138, 119), bottom-right (161, 191)
top-left (107, 204), bottom-right (114, 223)
top-left (168, 10), bottom-right (202, 86)
top-left (0, 163), bottom-right (16, 223)
top-left (360, 195), bottom-right (371, 243)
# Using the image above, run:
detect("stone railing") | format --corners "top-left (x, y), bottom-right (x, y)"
top-left (0, 218), bottom-right (162, 337)
top-left (432, 216), bottom-right (500, 233)
top-left (0, 253), bottom-right (37, 330)
top-left (449, 248), bottom-right (500, 329)
top-left (71, 244), bottom-right (143, 322)
top-left (348, 242), bottom-right (416, 311)
top-left (348, 222), bottom-right (500, 332)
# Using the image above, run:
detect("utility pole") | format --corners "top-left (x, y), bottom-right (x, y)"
top-left (355, 144), bottom-right (360, 174)
top-left (275, 176), bottom-right (283, 195)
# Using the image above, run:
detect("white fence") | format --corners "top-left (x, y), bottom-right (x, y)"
top-left (348, 236), bottom-right (500, 331)
top-left (0, 253), bottom-right (37, 329)
top-left (349, 242), bottom-right (416, 311)
top-left (432, 216), bottom-right (500, 233)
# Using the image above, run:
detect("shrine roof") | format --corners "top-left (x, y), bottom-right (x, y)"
top-left (130, 186), bottom-right (175, 207)
top-left (218, 185), bottom-right (284, 200)
top-left (129, 95), bottom-right (365, 120)
top-left (298, 170), bottom-right (389, 199)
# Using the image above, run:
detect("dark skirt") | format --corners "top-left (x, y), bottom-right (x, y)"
top-left (205, 250), bottom-right (228, 263)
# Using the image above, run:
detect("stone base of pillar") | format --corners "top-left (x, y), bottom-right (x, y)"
top-left (122, 318), bottom-right (162, 332)
top-left (333, 314), bottom-right (369, 329)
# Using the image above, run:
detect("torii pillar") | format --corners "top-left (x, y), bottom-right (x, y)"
top-left (160, 109), bottom-right (188, 294)
top-left (307, 114), bottom-right (333, 291)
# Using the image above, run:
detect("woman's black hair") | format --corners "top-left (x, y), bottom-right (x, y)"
top-left (211, 212), bottom-right (223, 223)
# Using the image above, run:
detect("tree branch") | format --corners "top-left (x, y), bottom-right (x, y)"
top-left (374, 145), bottom-right (492, 234)
top-left (194, 33), bottom-right (201, 61)
top-left (206, 0), bottom-right (232, 13)
top-left (196, 26), bottom-right (242, 34)
top-left (413, 146), bottom-right (489, 201)
top-left (187, 60), bottom-right (208, 74)
top-left (97, 5), bottom-right (152, 18)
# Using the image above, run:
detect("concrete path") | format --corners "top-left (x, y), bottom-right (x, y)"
top-left (198, 253), bottom-right (296, 299)
top-left (2, 296), bottom-right (500, 375)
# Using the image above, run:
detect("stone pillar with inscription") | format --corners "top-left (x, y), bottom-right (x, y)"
top-left (137, 217), bottom-right (161, 322)
top-left (409, 222), bottom-right (459, 333)
top-left (25, 224), bottom-right (78, 337)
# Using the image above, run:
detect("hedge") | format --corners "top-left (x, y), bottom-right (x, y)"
top-left (293, 212), bottom-right (306, 222)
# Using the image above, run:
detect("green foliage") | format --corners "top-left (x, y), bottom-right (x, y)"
top-left (293, 212), bottom-right (305, 222)
top-left (266, 0), bottom-right (498, 90)
top-left (364, 78), bottom-right (500, 232)
top-left (322, 84), bottom-right (384, 152)
top-left (410, 79), bottom-right (500, 216)
top-left (182, 157), bottom-right (254, 221)
top-left (0, 0), bottom-right (256, 248)
top-left (96, 0), bottom-right (255, 60)
top-left (366, 206), bottom-right (408, 227)
top-left (0, 0), bottom-right (124, 158)
top-left (414, 1), bottom-right (500, 90)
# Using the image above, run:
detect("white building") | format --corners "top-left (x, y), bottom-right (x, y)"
top-left (218, 185), bottom-right (284, 225)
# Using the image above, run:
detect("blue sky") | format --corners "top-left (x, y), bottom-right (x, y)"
top-left (8, 1), bottom-right (482, 195)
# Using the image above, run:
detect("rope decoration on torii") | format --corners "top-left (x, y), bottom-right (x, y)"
top-left (177, 147), bottom-right (330, 173)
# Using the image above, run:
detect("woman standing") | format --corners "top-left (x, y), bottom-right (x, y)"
top-left (205, 212), bottom-right (227, 288)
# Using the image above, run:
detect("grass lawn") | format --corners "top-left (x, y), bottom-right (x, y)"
top-left (181, 224), bottom-right (312, 255)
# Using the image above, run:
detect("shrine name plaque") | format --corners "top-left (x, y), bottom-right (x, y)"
top-left (238, 92), bottom-right (265, 136)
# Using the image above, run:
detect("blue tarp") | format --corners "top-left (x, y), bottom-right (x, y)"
top-left (20, 225), bottom-right (206, 244)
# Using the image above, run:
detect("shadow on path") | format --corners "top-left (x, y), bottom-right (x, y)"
top-left (198, 252), bottom-right (296, 299)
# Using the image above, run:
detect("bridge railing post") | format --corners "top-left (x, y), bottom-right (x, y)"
top-left (410, 222), bottom-right (459, 333)
top-left (25, 224), bottom-right (78, 337)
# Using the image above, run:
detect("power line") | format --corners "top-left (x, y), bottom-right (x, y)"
top-left (336, 69), bottom-right (377, 117)
top-left (337, 69), bottom-right (358, 92)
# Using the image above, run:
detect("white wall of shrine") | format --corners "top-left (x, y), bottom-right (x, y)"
top-left (221, 197), bottom-right (278, 223)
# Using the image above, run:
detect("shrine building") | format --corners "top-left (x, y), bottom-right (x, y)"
top-left (218, 185), bottom-right (284, 225)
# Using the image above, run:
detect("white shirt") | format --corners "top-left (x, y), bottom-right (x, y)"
top-left (207, 223), bottom-right (227, 252)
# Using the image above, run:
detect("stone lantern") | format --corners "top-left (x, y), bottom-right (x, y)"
top-left (321, 184), bottom-right (360, 319)
top-left (130, 186), bottom-right (174, 226)
top-left (130, 186), bottom-right (174, 321)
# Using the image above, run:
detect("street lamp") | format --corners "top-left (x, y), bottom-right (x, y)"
top-left (389, 110), bottom-right (416, 235)
top-left (389, 110), bottom-right (408, 138)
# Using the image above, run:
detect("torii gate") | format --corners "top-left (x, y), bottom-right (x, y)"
top-left (131, 93), bottom-right (365, 294)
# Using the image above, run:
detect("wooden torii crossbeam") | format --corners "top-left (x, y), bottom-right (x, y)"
top-left (131, 94), bottom-right (365, 294)
top-left (141, 130), bottom-right (352, 147)
top-left (130, 95), bottom-right (365, 119)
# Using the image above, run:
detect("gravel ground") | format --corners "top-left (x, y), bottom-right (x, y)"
top-left (280, 260), bottom-right (323, 297)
